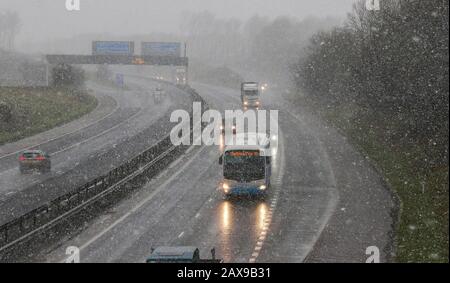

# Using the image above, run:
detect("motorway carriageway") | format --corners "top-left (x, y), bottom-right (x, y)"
top-left (28, 78), bottom-right (395, 263)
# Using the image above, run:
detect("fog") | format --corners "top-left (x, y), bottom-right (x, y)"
top-left (0, 0), bottom-right (356, 53)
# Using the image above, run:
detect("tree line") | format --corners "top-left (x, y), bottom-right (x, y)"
top-left (293, 0), bottom-right (449, 166)
top-left (0, 11), bottom-right (20, 50)
top-left (180, 11), bottom-right (340, 83)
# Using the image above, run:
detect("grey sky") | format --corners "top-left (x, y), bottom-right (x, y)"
top-left (1, 0), bottom-right (357, 51)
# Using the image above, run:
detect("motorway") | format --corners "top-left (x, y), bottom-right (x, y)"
top-left (0, 76), bottom-right (193, 224)
top-left (23, 77), bottom-right (396, 263)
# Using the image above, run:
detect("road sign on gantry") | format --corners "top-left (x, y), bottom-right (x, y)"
top-left (116, 73), bottom-right (124, 87)
top-left (141, 42), bottom-right (181, 57)
top-left (92, 41), bottom-right (135, 55)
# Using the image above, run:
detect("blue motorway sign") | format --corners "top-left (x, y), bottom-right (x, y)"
top-left (115, 73), bottom-right (124, 87)
top-left (141, 42), bottom-right (181, 57)
top-left (92, 41), bottom-right (134, 55)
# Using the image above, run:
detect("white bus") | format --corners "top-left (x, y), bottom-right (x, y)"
top-left (219, 133), bottom-right (271, 198)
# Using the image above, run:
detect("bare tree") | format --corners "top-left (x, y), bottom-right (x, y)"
top-left (0, 11), bottom-right (21, 50)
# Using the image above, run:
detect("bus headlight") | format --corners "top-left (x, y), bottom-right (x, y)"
top-left (259, 185), bottom-right (266, 191)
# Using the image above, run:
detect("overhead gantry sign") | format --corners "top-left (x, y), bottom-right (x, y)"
top-left (46, 41), bottom-right (188, 67)
top-left (46, 54), bottom-right (188, 66)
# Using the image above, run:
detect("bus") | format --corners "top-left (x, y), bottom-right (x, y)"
top-left (219, 133), bottom-right (271, 198)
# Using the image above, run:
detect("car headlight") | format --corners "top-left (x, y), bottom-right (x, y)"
top-left (259, 185), bottom-right (266, 191)
top-left (223, 183), bottom-right (230, 193)
top-left (244, 101), bottom-right (248, 105)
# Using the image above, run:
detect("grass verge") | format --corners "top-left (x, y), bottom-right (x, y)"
top-left (0, 87), bottom-right (98, 145)
top-left (301, 97), bottom-right (448, 263)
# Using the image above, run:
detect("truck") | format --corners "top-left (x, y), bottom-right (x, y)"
top-left (219, 133), bottom-right (271, 198)
top-left (241, 82), bottom-right (261, 109)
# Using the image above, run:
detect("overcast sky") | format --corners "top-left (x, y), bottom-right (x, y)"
top-left (1, 0), bottom-right (357, 49)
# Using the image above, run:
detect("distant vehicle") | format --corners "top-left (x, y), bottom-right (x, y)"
top-left (220, 118), bottom-right (236, 135)
top-left (241, 82), bottom-right (261, 110)
top-left (261, 83), bottom-right (268, 91)
top-left (219, 133), bottom-right (271, 198)
top-left (146, 246), bottom-right (222, 263)
top-left (175, 68), bottom-right (187, 85)
top-left (154, 86), bottom-right (164, 95)
top-left (19, 150), bottom-right (51, 174)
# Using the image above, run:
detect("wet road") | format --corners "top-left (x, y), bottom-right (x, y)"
top-left (0, 76), bottom-right (193, 224)
top-left (11, 76), bottom-right (395, 263)
top-left (36, 81), bottom-right (362, 263)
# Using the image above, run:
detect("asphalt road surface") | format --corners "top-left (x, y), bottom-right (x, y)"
top-left (33, 79), bottom-right (395, 263)
top-left (0, 76), bottom-right (193, 224)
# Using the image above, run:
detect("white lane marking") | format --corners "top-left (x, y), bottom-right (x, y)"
top-left (195, 213), bottom-right (201, 219)
top-left (0, 95), bottom-right (119, 160)
top-left (168, 158), bottom-right (183, 169)
top-left (249, 128), bottom-right (286, 264)
top-left (50, 108), bottom-right (143, 156)
top-left (178, 232), bottom-right (185, 238)
top-left (72, 144), bottom-right (208, 255)
top-left (185, 146), bottom-right (195, 154)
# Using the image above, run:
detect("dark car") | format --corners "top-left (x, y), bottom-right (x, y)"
top-left (19, 150), bottom-right (51, 174)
